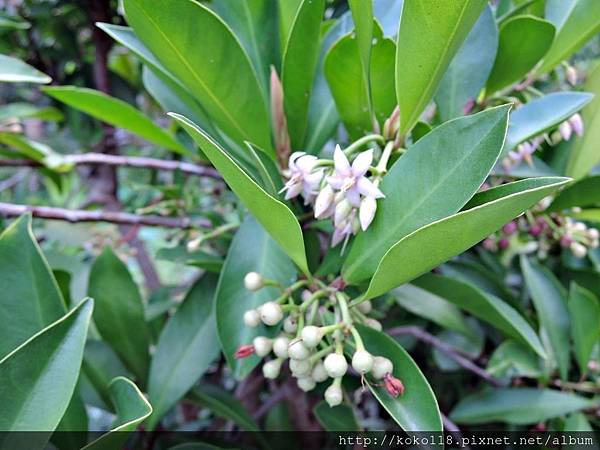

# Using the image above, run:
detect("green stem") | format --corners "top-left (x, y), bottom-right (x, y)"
top-left (375, 141), bottom-right (395, 174)
top-left (300, 289), bottom-right (330, 312)
top-left (336, 292), bottom-right (352, 325)
top-left (310, 345), bottom-right (334, 363)
top-left (343, 134), bottom-right (385, 156)
top-left (350, 326), bottom-right (365, 351)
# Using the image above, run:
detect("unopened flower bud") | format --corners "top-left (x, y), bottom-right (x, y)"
top-left (498, 238), bottom-right (510, 250)
top-left (359, 196), bottom-right (377, 231)
top-left (371, 356), bottom-right (393, 379)
top-left (288, 339), bottom-right (310, 360)
top-left (324, 382), bottom-right (343, 407)
top-left (253, 336), bottom-right (272, 357)
top-left (560, 234), bottom-right (574, 247)
top-left (384, 373), bottom-right (404, 397)
top-left (503, 221), bottom-right (518, 235)
top-left (566, 66), bottom-right (578, 86)
top-left (234, 344), bottom-right (255, 359)
top-left (263, 359), bottom-right (282, 379)
top-left (352, 350), bottom-right (374, 374)
top-left (588, 228), bottom-right (599, 240)
top-left (570, 241), bottom-right (588, 258)
top-left (260, 301), bottom-right (283, 326)
top-left (244, 272), bottom-right (264, 291)
top-left (314, 185), bottom-right (335, 219)
top-left (273, 336), bottom-right (290, 359)
top-left (529, 225), bottom-right (542, 237)
top-left (311, 360), bottom-right (328, 382)
top-left (334, 199), bottom-right (353, 226)
top-left (559, 121), bottom-right (573, 141)
top-left (364, 318), bottom-right (382, 331)
top-left (357, 300), bottom-right (372, 314)
top-left (324, 353), bottom-right (348, 378)
top-left (243, 309), bottom-right (261, 327)
top-left (569, 113), bottom-right (584, 137)
top-left (573, 222), bottom-right (587, 232)
top-left (283, 315), bottom-right (298, 334)
top-left (289, 357), bottom-right (312, 377)
top-left (297, 376), bottom-right (316, 392)
top-left (301, 326), bottom-right (323, 348)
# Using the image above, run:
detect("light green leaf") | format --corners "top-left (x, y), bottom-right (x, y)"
top-left (548, 175), bottom-right (600, 212)
top-left (88, 247), bottom-right (151, 384)
top-left (0, 103), bottom-right (63, 123)
top-left (538, 0), bottom-right (600, 75)
top-left (450, 388), bottom-right (597, 424)
top-left (278, 0), bottom-right (303, 51)
top-left (520, 256), bottom-right (570, 379)
top-left (413, 273), bottom-right (546, 357)
top-left (313, 402), bottom-right (360, 431)
top-left (566, 63), bottom-right (600, 179)
top-left (395, 0), bottom-right (486, 134)
top-left (568, 283), bottom-right (600, 373)
top-left (189, 385), bottom-right (259, 431)
top-left (282, 0), bottom-right (325, 149)
top-left (348, 0), bottom-right (374, 121)
top-left (564, 412), bottom-right (595, 433)
top-left (0, 133), bottom-right (71, 171)
top-left (83, 377), bottom-right (152, 450)
top-left (171, 113), bottom-right (309, 274)
top-left (123, 0), bottom-right (272, 154)
top-left (344, 106), bottom-right (511, 284)
top-left (0, 299), bottom-right (92, 437)
top-left (0, 15), bottom-right (30, 30)
top-left (487, 341), bottom-right (542, 379)
top-left (436, 5), bottom-right (498, 121)
top-left (486, 16), bottom-right (555, 94)
top-left (361, 177), bottom-right (570, 299)
top-left (357, 324), bottom-right (442, 432)
top-left (43, 86), bottom-right (190, 156)
top-left (0, 215), bottom-right (66, 359)
top-left (215, 216), bottom-right (296, 379)
top-left (0, 54), bottom-right (51, 84)
top-left (147, 275), bottom-right (220, 429)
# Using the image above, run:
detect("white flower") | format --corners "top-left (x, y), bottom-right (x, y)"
top-left (559, 120), bottom-right (573, 141)
top-left (359, 196), bottom-right (377, 231)
top-left (314, 185), bottom-right (335, 219)
top-left (327, 146), bottom-right (384, 207)
top-left (280, 152), bottom-right (323, 203)
top-left (569, 113), bottom-right (584, 137)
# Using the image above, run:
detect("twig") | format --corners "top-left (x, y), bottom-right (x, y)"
top-left (0, 202), bottom-right (211, 229)
top-left (252, 387), bottom-right (287, 421)
top-left (0, 153), bottom-right (222, 180)
top-left (0, 170), bottom-right (28, 192)
top-left (386, 326), bottom-right (503, 387)
top-left (442, 413), bottom-right (461, 433)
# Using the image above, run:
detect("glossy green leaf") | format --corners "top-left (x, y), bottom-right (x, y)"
top-left (487, 341), bottom-right (542, 378)
top-left (147, 275), bottom-right (220, 429)
top-left (504, 92), bottom-right (593, 153)
top-left (123, 0), bottom-right (272, 154)
top-left (0, 132), bottom-right (70, 171)
top-left (171, 113), bottom-right (309, 274)
top-left (538, 0), bottom-right (600, 75)
top-left (43, 86), bottom-right (190, 156)
top-left (190, 385), bottom-right (259, 431)
top-left (278, 0), bottom-right (303, 51)
top-left (88, 247), bottom-right (151, 383)
top-left (566, 63), bottom-right (600, 179)
top-left (395, 0), bottom-right (486, 134)
top-left (53, 387), bottom-right (88, 450)
top-left (0, 298), bottom-right (92, 433)
top-left (83, 377), bottom-right (152, 450)
top-left (568, 283), bottom-right (600, 373)
top-left (282, 0), bottom-right (325, 148)
top-left (436, 5), bottom-right (498, 121)
top-left (0, 54), bottom-right (51, 84)
top-left (357, 324), bottom-right (442, 432)
top-left (0, 103), bottom-right (63, 123)
top-left (348, 0), bottom-right (374, 121)
top-left (344, 106), bottom-right (511, 284)
top-left (361, 177), bottom-right (570, 299)
top-left (450, 388), bottom-right (597, 424)
top-left (413, 273), bottom-right (545, 357)
top-left (0, 215), bottom-right (66, 359)
top-left (520, 256), bottom-right (570, 379)
top-left (549, 175), bottom-right (600, 212)
top-left (156, 246), bottom-right (224, 273)
top-left (486, 16), bottom-right (555, 94)
top-left (393, 284), bottom-right (476, 339)
top-left (313, 402), bottom-right (360, 431)
top-left (215, 216), bottom-right (296, 379)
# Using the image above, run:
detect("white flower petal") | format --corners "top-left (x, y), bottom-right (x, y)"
top-left (285, 182), bottom-right (302, 199)
top-left (333, 145), bottom-right (351, 177)
top-left (345, 187), bottom-right (361, 207)
top-left (356, 177), bottom-right (385, 199)
top-left (314, 185), bottom-right (334, 219)
top-left (327, 175), bottom-right (344, 190)
top-left (296, 154), bottom-right (318, 173)
top-left (351, 149), bottom-right (373, 177)
top-left (359, 197), bottom-right (377, 231)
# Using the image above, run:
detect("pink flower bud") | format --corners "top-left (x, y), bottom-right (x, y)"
top-left (529, 225), bottom-right (542, 237)
top-left (559, 121), bottom-right (573, 141)
top-left (383, 373), bottom-right (405, 397)
top-left (503, 221), bottom-right (518, 235)
top-left (560, 234), bottom-right (573, 247)
top-left (234, 344), bottom-right (255, 359)
top-left (566, 66), bottom-right (578, 86)
top-left (498, 238), bottom-right (510, 250)
top-left (270, 67), bottom-right (291, 166)
top-left (569, 113), bottom-right (584, 137)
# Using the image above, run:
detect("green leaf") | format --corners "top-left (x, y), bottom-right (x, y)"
top-left (486, 16), bottom-right (555, 94)
top-left (215, 216), bottom-right (296, 379)
top-left (348, 0), bottom-right (374, 120)
top-left (568, 283), bottom-right (600, 373)
top-left (53, 387), bottom-right (88, 450)
top-left (538, 0), bottom-right (600, 75)
top-left (189, 385), bottom-right (259, 431)
top-left (436, 5), bottom-right (498, 121)
top-left (504, 92), bottom-right (593, 153)
top-left (278, 0), bottom-right (303, 51)
top-left (0, 54), bottom-right (51, 84)
top-left (147, 275), bottom-right (220, 429)
top-left (564, 412), bottom-right (594, 432)
top-left (395, 0), bottom-right (486, 134)
top-left (412, 273), bottom-right (546, 357)
top-left (282, 0), bottom-right (325, 148)
top-left (88, 247), bottom-right (151, 384)
top-left (357, 324), bottom-right (442, 432)
top-left (360, 177), bottom-right (570, 299)
top-left (520, 256), bottom-right (570, 379)
top-left (0, 15), bottom-right (30, 30)
top-left (82, 377), bottom-right (152, 450)
top-left (450, 388), bottom-right (597, 424)
top-left (487, 341), bottom-right (542, 379)
top-left (43, 86), bottom-right (190, 157)
top-left (0, 298), bottom-right (93, 435)
top-left (0, 215), bottom-right (66, 359)
top-left (313, 402), bottom-right (360, 431)
top-left (171, 113), bottom-right (309, 274)
top-left (156, 246), bottom-right (224, 273)
top-left (123, 0), bottom-right (272, 154)
top-left (393, 284), bottom-right (477, 339)
top-left (566, 63), bottom-right (600, 179)
top-left (0, 132), bottom-right (71, 171)
top-left (343, 106), bottom-right (511, 284)
top-left (549, 175), bottom-right (600, 212)
top-left (0, 103), bottom-right (63, 123)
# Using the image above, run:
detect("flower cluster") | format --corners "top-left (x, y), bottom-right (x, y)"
top-left (280, 144), bottom-right (386, 248)
top-left (235, 272), bottom-right (404, 407)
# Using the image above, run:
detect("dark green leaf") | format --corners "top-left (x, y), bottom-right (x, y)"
top-left (313, 402), bottom-right (360, 431)
top-left (568, 283), bottom-right (600, 373)
top-left (549, 175), bottom-right (600, 212)
top-left (189, 385), bottom-right (259, 431)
